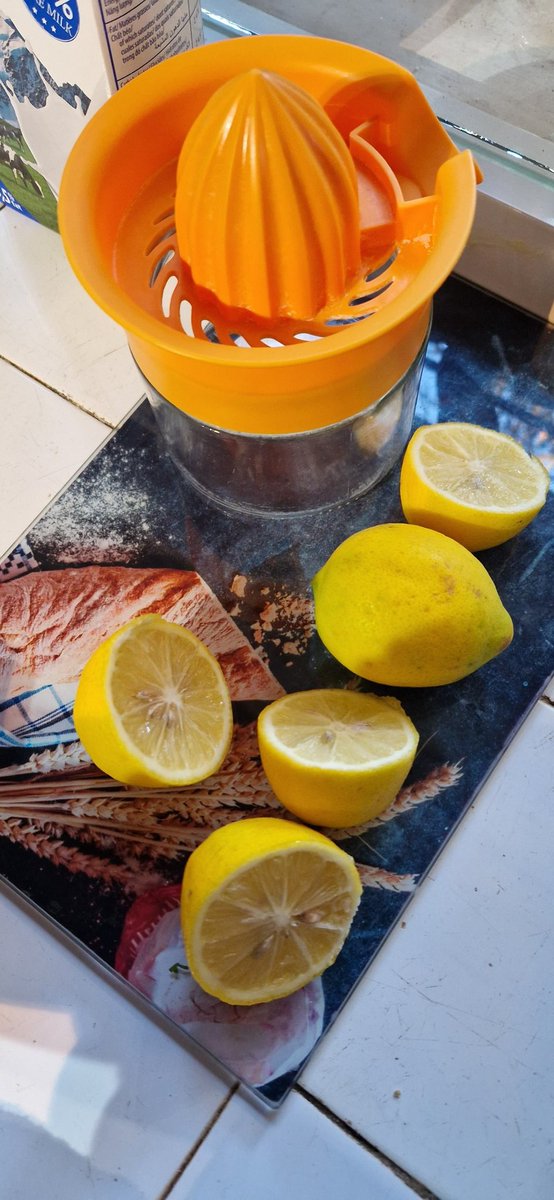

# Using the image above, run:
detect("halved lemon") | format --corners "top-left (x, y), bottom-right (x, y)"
top-left (257, 689), bottom-right (419, 827)
top-left (181, 817), bottom-right (362, 1005)
top-left (400, 422), bottom-right (549, 550)
top-left (73, 615), bottom-right (233, 787)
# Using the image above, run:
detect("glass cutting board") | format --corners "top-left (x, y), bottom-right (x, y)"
top-left (0, 278), bottom-right (552, 1105)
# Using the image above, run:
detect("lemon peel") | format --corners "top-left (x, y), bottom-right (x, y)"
top-left (312, 523), bottom-right (513, 688)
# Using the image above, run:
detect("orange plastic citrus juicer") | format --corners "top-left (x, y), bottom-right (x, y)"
top-left (59, 35), bottom-right (481, 510)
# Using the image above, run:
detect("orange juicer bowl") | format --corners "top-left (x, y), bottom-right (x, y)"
top-left (59, 36), bottom-right (480, 436)
top-left (58, 35), bottom-right (480, 511)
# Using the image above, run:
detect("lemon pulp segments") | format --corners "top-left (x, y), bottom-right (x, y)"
top-left (74, 615), bottom-right (233, 787)
top-left (182, 818), bottom-right (362, 1005)
top-left (195, 848), bottom-right (356, 997)
top-left (414, 423), bottom-right (547, 507)
top-left (262, 689), bottom-right (414, 765)
top-left (257, 689), bottom-right (419, 827)
top-left (110, 620), bottom-right (226, 773)
top-left (400, 422), bottom-right (549, 550)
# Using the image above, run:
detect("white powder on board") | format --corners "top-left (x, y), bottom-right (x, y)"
top-left (31, 446), bottom-right (155, 563)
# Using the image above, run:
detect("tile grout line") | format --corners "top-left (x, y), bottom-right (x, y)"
top-left (294, 1083), bottom-right (442, 1200)
top-left (154, 1083), bottom-right (240, 1200)
top-left (0, 352), bottom-right (119, 429)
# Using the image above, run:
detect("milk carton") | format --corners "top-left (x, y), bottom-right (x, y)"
top-left (0, 0), bottom-right (203, 229)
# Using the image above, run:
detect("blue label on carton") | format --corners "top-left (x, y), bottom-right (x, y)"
top-left (0, 182), bottom-right (36, 220)
top-left (21, 0), bottom-right (80, 41)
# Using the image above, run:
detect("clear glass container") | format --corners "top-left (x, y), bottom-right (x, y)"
top-left (141, 327), bottom-right (429, 515)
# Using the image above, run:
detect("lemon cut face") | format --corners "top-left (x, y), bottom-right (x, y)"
top-left (400, 422), bottom-right (549, 550)
top-left (74, 615), bottom-right (233, 787)
top-left (182, 818), bottom-right (362, 1005)
top-left (258, 690), bottom-right (419, 827)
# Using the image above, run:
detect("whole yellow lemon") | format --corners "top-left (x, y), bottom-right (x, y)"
top-left (312, 523), bottom-right (513, 687)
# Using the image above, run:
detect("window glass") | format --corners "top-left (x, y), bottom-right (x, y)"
top-left (243, 0), bottom-right (553, 161)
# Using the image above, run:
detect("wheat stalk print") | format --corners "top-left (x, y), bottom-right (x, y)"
top-left (329, 761), bottom-right (465, 841)
top-left (356, 865), bottom-right (418, 892)
top-left (370, 761), bottom-right (464, 823)
top-left (0, 742), bottom-right (93, 778)
top-left (0, 816), bottom-right (164, 892)
top-left (0, 725), bottom-right (463, 894)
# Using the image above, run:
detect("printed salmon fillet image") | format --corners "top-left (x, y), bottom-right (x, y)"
top-left (0, 566), bottom-right (284, 702)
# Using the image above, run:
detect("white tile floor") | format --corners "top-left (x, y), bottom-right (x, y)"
top-left (0, 358), bottom-right (109, 557)
top-left (167, 1089), bottom-right (421, 1200)
top-left (0, 887), bottom-right (232, 1200)
top-left (0, 211), bottom-right (142, 428)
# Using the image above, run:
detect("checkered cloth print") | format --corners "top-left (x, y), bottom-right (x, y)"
top-left (0, 537), bottom-right (69, 747)
top-left (0, 537), bottom-right (39, 580)
top-left (0, 684), bottom-right (77, 748)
